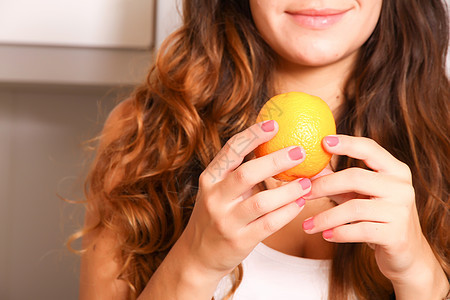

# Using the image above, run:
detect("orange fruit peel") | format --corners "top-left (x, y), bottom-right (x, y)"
top-left (254, 92), bottom-right (336, 181)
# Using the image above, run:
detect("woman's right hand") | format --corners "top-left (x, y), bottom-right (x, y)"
top-left (178, 120), bottom-right (311, 279)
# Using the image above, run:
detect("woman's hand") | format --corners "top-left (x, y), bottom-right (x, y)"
top-left (303, 135), bottom-right (449, 299)
top-left (172, 120), bottom-right (311, 289)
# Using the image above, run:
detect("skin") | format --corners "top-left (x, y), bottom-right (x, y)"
top-left (80, 1), bottom-right (449, 299)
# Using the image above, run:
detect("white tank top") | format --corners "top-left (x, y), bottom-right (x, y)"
top-left (214, 242), bottom-right (331, 299)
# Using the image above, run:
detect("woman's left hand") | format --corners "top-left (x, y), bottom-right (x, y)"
top-left (303, 134), bottom-right (448, 299)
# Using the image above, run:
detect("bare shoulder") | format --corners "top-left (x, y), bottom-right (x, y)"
top-left (79, 226), bottom-right (129, 299)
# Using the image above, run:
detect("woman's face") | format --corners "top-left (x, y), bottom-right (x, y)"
top-left (249, 0), bottom-right (382, 67)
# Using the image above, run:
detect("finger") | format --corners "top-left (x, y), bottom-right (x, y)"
top-left (307, 167), bottom-right (393, 202)
top-left (326, 191), bottom-right (368, 204)
top-left (321, 222), bottom-right (389, 246)
top-left (218, 145), bottom-right (306, 199)
top-left (323, 135), bottom-right (412, 181)
top-left (244, 201), bottom-right (303, 242)
top-left (303, 199), bottom-right (391, 235)
top-left (202, 120), bottom-right (279, 184)
top-left (310, 166), bottom-right (334, 180)
top-left (233, 177), bottom-right (311, 225)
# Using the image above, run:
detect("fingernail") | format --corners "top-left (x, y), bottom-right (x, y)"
top-left (288, 147), bottom-right (304, 160)
top-left (295, 197), bottom-right (305, 207)
top-left (298, 178), bottom-right (311, 190)
top-left (325, 136), bottom-right (339, 147)
top-left (323, 229), bottom-right (333, 240)
top-left (303, 217), bottom-right (314, 231)
top-left (261, 120), bottom-right (275, 132)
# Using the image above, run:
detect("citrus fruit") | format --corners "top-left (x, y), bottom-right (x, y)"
top-left (254, 92), bottom-right (336, 181)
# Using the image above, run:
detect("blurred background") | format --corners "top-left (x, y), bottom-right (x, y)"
top-left (0, 0), bottom-right (181, 299)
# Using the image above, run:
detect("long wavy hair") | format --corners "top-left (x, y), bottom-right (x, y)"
top-left (68, 0), bottom-right (450, 299)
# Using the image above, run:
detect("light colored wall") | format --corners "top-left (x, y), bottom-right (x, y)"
top-left (155, 0), bottom-right (181, 49)
top-left (0, 86), bottom-right (122, 299)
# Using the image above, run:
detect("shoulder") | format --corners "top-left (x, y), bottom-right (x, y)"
top-left (79, 225), bottom-right (129, 299)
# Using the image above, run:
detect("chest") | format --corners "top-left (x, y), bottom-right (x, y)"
top-left (214, 243), bottom-right (331, 300)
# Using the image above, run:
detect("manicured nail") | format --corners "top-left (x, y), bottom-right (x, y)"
top-left (303, 217), bottom-right (314, 231)
top-left (295, 197), bottom-right (305, 207)
top-left (261, 120), bottom-right (275, 132)
top-left (325, 136), bottom-right (339, 147)
top-left (323, 229), bottom-right (333, 240)
top-left (288, 147), bottom-right (304, 160)
top-left (298, 178), bottom-right (311, 190)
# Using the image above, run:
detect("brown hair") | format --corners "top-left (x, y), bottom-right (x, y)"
top-left (68, 0), bottom-right (449, 299)
top-left (331, 0), bottom-right (450, 298)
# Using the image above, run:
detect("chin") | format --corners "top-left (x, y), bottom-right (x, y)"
top-left (289, 53), bottom-right (345, 67)
top-left (282, 43), bottom-right (355, 67)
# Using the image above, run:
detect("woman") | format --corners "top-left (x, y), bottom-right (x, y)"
top-left (70, 0), bottom-right (450, 299)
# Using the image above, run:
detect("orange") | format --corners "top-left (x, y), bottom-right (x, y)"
top-left (254, 92), bottom-right (336, 181)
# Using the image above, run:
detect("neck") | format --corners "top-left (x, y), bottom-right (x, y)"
top-left (273, 53), bottom-right (357, 114)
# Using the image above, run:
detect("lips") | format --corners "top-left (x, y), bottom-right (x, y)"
top-left (286, 8), bottom-right (351, 29)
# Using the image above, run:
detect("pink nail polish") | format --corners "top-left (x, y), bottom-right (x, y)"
top-left (303, 217), bottom-right (314, 231)
top-left (295, 197), bottom-right (305, 207)
top-left (298, 178), bottom-right (311, 190)
top-left (323, 229), bottom-right (333, 240)
top-left (261, 120), bottom-right (275, 132)
top-left (325, 136), bottom-right (339, 147)
top-left (288, 147), bottom-right (303, 160)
